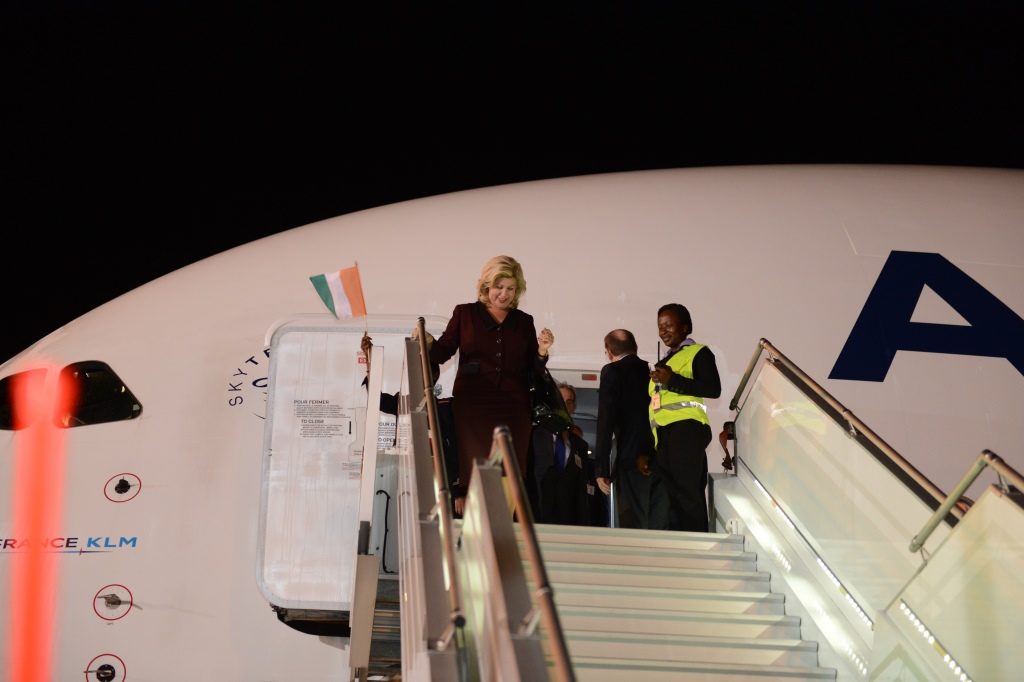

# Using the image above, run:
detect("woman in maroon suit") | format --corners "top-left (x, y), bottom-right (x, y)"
top-left (428, 255), bottom-right (554, 514)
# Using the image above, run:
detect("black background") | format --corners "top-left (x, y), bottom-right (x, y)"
top-left (4, 2), bottom-right (1023, 363)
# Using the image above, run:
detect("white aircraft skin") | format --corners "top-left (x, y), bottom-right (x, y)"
top-left (1, 164), bottom-right (1022, 679)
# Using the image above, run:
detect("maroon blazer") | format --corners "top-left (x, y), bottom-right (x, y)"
top-left (430, 301), bottom-right (545, 405)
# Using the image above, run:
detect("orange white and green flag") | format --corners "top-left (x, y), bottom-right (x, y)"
top-left (309, 263), bottom-right (367, 320)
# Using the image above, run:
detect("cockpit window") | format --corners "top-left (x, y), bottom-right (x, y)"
top-left (0, 362), bottom-right (142, 430)
top-left (0, 369), bottom-right (47, 430)
top-left (58, 362), bottom-right (142, 427)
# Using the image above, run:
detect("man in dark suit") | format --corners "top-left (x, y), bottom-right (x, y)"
top-left (594, 329), bottom-right (658, 528)
top-left (529, 382), bottom-right (594, 525)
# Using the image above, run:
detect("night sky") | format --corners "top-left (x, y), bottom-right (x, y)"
top-left (4, 2), bottom-right (1023, 363)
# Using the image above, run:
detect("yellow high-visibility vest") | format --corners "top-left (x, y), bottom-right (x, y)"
top-left (649, 344), bottom-right (709, 442)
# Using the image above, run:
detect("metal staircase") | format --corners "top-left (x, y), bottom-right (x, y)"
top-left (527, 524), bottom-right (836, 681)
top-left (360, 521), bottom-right (836, 681)
top-left (353, 328), bottom-right (1024, 682)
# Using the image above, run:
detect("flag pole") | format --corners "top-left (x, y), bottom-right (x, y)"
top-left (356, 260), bottom-right (367, 333)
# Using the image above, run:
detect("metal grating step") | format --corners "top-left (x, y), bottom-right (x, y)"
top-left (550, 582), bottom-right (786, 615)
top-left (566, 655), bottom-right (836, 681)
top-left (555, 604), bottom-right (803, 640)
top-left (538, 559), bottom-right (771, 592)
top-left (530, 539), bottom-right (758, 571)
top-left (530, 523), bottom-right (745, 552)
top-left (558, 630), bottom-right (820, 668)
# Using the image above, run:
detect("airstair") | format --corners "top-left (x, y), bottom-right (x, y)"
top-left (260, 316), bottom-right (1024, 681)
top-left (527, 523), bottom-right (834, 680)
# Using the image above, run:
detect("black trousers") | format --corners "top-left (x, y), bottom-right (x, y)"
top-left (651, 420), bottom-right (712, 532)
top-left (616, 467), bottom-right (656, 529)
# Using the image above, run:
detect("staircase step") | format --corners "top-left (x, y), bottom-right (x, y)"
top-left (366, 574), bottom-right (402, 678)
top-left (531, 540), bottom-right (757, 571)
top-left (566, 656), bottom-right (836, 681)
top-left (559, 630), bottom-right (820, 668)
top-left (532, 523), bottom-right (744, 552)
top-left (550, 583), bottom-right (785, 615)
top-left (539, 560), bottom-right (771, 592)
top-left (366, 648), bottom-right (401, 679)
top-left (556, 604), bottom-right (802, 639)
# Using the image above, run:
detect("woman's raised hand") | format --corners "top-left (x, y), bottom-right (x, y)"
top-left (538, 328), bottom-right (554, 357)
top-left (361, 333), bottom-right (373, 370)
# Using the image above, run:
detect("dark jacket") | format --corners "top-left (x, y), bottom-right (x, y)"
top-left (593, 353), bottom-right (656, 479)
top-left (429, 301), bottom-right (544, 405)
top-left (429, 301), bottom-right (547, 493)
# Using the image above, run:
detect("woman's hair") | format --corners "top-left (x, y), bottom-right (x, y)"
top-left (477, 255), bottom-right (526, 308)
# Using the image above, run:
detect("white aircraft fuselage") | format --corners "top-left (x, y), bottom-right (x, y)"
top-left (1, 165), bottom-right (1022, 679)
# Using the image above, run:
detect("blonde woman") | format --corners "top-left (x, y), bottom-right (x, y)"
top-left (429, 255), bottom-right (554, 515)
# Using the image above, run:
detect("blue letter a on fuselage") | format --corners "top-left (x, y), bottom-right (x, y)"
top-left (830, 251), bottom-right (1024, 381)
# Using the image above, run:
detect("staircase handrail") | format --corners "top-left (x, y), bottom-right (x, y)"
top-left (487, 426), bottom-right (576, 682)
top-left (909, 448), bottom-right (1023, 552)
top-left (730, 338), bottom-right (960, 521)
top-left (413, 318), bottom-right (466, 648)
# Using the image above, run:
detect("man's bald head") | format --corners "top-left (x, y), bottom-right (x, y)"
top-left (604, 329), bottom-right (638, 357)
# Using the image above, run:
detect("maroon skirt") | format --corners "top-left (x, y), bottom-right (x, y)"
top-left (450, 389), bottom-right (532, 498)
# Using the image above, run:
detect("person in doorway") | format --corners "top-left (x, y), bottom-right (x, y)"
top-left (648, 304), bottom-right (721, 532)
top-left (529, 382), bottom-right (593, 525)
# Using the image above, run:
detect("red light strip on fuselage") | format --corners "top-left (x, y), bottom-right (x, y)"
top-left (7, 364), bottom-right (74, 682)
